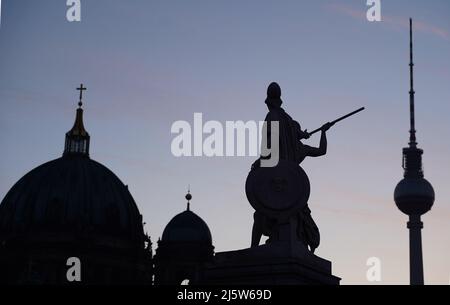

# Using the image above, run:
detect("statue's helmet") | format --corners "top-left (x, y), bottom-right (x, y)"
top-left (266, 82), bottom-right (283, 107)
top-left (267, 82), bottom-right (281, 99)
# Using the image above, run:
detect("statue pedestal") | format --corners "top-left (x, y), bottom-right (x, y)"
top-left (202, 242), bottom-right (340, 285)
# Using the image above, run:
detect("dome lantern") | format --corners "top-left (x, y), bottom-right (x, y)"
top-left (63, 84), bottom-right (90, 157)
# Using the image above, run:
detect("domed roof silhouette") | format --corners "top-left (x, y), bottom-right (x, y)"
top-left (0, 86), bottom-right (145, 247)
top-left (155, 191), bottom-right (214, 285)
top-left (0, 156), bottom-right (144, 243)
top-left (161, 209), bottom-right (212, 243)
top-left (0, 85), bottom-right (152, 284)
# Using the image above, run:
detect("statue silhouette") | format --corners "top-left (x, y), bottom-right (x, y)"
top-left (249, 82), bottom-right (332, 253)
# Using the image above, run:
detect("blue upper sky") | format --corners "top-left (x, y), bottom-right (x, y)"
top-left (0, 0), bottom-right (449, 284)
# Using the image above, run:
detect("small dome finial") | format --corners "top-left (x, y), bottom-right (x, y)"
top-left (185, 186), bottom-right (192, 211)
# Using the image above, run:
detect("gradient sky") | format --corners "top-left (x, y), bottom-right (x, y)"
top-left (0, 0), bottom-right (449, 285)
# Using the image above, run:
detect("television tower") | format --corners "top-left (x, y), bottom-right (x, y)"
top-left (394, 18), bottom-right (435, 285)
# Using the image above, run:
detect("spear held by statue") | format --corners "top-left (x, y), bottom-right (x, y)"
top-left (306, 107), bottom-right (365, 136)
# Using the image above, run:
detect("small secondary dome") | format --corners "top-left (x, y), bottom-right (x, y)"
top-left (161, 192), bottom-right (212, 243)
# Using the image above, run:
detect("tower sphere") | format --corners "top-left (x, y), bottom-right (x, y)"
top-left (394, 177), bottom-right (434, 216)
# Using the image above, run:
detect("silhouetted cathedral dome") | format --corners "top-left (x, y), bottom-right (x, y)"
top-left (0, 85), bottom-right (152, 284)
top-left (162, 210), bottom-right (212, 243)
top-left (0, 156), bottom-right (143, 242)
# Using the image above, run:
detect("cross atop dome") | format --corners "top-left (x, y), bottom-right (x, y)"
top-left (77, 83), bottom-right (87, 108)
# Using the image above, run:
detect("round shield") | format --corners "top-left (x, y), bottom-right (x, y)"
top-left (245, 160), bottom-right (310, 219)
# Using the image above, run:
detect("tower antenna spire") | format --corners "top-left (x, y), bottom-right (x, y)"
top-left (409, 18), bottom-right (417, 147)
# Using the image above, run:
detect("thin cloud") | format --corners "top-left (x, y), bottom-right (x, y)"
top-left (326, 3), bottom-right (450, 41)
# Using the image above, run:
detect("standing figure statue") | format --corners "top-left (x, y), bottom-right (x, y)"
top-left (249, 82), bottom-right (332, 254)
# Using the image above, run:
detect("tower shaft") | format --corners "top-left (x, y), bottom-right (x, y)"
top-left (408, 215), bottom-right (424, 285)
